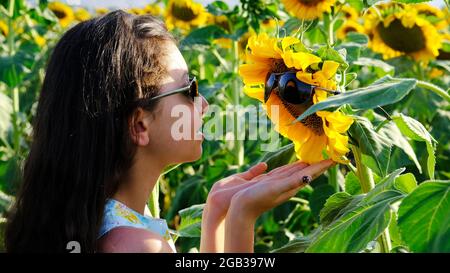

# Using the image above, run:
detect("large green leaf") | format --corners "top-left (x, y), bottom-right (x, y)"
top-left (378, 121), bottom-right (422, 174)
top-left (319, 192), bottom-right (360, 226)
top-left (392, 114), bottom-right (436, 179)
top-left (177, 203), bottom-right (204, 238)
top-left (306, 191), bottom-right (402, 252)
top-left (295, 76), bottom-right (417, 122)
top-left (398, 180), bottom-right (450, 253)
top-left (257, 143), bottom-right (295, 171)
top-left (306, 169), bottom-right (406, 252)
top-left (180, 25), bottom-right (226, 48)
top-left (349, 117), bottom-right (392, 177)
top-left (309, 184), bottom-right (336, 219)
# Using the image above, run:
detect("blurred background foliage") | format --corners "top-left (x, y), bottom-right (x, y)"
top-left (0, 0), bottom-right (449, 252)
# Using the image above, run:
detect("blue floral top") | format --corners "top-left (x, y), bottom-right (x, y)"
top-left (98, 199), bottom-right (177, 252)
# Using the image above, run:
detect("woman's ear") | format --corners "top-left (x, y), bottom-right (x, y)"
top-left (129, 108), bottom-right (150, 146)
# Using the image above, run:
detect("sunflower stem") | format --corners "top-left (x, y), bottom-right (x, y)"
top-left (7, 0), bottom-right (21, 158)
top-left (198, 53), bottom-right (205, 79)
top-left (232, 40), bottom-right (244, 166)
top-left (416, 80), bottom-right (450, 103)
top-left (328, 165), bottom-right (339, 192)
top-left (351, 145), bottom-right (374, 193)
top-left (327, 13), bottom-right (335, 46)
top-left (351, 145), bottom-right (391, 252)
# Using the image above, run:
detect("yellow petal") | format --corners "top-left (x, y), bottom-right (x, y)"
top-left (243, 84), bottom-right (265, 102)
top-left (299, 134), bottom-right (327, 163)
top-left (320, 60), bottom-right (340, 80)
top-left (289, 52), bottom-right (322, 71)
top-left (239, 63), bottom-right (270, 84)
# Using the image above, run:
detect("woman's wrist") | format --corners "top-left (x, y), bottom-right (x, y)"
top-left (224, 198), bottom-right (257, 252)
top-left (200, 202), bottom-right (226, 252)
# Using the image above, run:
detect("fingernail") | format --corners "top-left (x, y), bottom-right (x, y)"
top-left (301, 175), bottom-right (312, 185)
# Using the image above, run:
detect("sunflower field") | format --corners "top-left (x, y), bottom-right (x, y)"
top-left (0, 0), bottom-right (449, 253)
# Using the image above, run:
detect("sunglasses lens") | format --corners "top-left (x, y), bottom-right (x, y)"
top-left (189, 78), bottom-right (199, 100)
top-left (264, 73), bottom-right (276, 102)
top-left (279, 76), bottom-right (312, 104)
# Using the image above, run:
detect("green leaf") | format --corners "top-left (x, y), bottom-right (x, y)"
top-left (0, 190), bottom-right (13, 214)
top-left (392, 113), bottom-right (437, 179)
top-left (398, 180), bottom-right (450, 253)
top-left (306, 190), bottom-right (403, 252)
top-left (306, 168), bottom-right (408, 252)
top-left (180, 25), bottom-right (226, 47)
top-left (344, 72), bottom-right (357, 87)
top-left (310, 184), bottom-right (336, 219)
top-left (345, 171), bottom-right (361, 195)
top-left (353, 57), bottom-right (395, 75)
top-left (319, 192), bottom-right (355, 226)
top-left (349, 117), bottom-right (392, 177)
top-left (295, 76), bottom-right (417, 122)
top-left (345, 32), bottom-right (369, 45)
top-left (0, 92), bottom-right (12, 140)
top-left (317, 45), bottom-right (348, 70)
top-left (177, 203), bottom-right (204, 238)
top-left (270, 236), bottom-right (312, 253)
top-left (363, 168), bottom-right (405, 203)
top-left (257, 143), bottom-right (295, 171)
top-left (394, 173), bottom-right (417, 195)
top-left (378, 121), bottom-right (422, 174)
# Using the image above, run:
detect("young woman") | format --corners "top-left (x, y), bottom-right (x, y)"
top-left (5, 10), bottom-right (334, 253)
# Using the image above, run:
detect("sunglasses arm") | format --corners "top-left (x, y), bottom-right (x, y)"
top-left (313, 86), bottom-right (341, 95)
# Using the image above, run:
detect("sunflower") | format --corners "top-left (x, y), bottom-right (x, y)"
top-left (127, 8), bottom-right (145, 15)
top-left (144, 4), bottom-right (162, 16)
top-left (337, 20), bottom-right (364, 40)
top-left (239, 34), bottom-right (353, 163)
top-left (437, 33), bottom-right (450, 60)
top-left (207, 14), bottom-right (233, 48)
top-left (33, 34), bottom-right (46, 47)
top-left (339, 5), bottom-right (358, 21)
top-left (413, 3), bottom-right (448, 30)
top-left (282, 0), bottom-right (337, 20)
top-left (95, 8), bottom-right (109, 16)
top-left (74, 8), bottom-right (91, 22)
top-left (0, 20), bottom-right (8, 37)
top-left (165, 0), bottom-right (208, 31)
top-left (364, 3), bottom-right (442, 62)
top-left (48, 2), bottom-right (74, 28)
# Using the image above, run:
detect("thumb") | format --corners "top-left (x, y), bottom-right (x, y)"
top-left (235, 162), bottom-right (268, 180)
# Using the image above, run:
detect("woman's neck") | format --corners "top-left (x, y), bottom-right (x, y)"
top-left (113, 152), bottom-right (165, 215)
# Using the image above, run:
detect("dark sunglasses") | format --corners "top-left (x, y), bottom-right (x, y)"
top-left (133, 76), bottom-right (199, 107)
top-left (264, 72), bottom-right (340, 104)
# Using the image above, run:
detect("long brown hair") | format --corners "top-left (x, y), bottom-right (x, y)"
top-left (5, 10), bottom-right (174, 253)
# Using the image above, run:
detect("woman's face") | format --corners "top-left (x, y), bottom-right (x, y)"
top-left (142, 42), bottom-right (208, 166)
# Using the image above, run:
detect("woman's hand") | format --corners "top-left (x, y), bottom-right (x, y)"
top-left (200, 160), bottom-right (310, 252)
top-left (224, 159), bottom-right (335, 252)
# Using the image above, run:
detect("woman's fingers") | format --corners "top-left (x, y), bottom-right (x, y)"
top-left (273, 159), bottom-right (335, 194)
top-left (267, 161), bottom-right (309, 176)
top-left (234, 162), bottom-right (268, 180)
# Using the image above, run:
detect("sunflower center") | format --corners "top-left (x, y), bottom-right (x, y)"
top-left (297, 0), bottom-right (324, 7)
top-left (280, 96), bottom-right (324, 136)
top-left (271, 59), bottom-right (290, 73)
top-left (52, 10), bottom-right (68, 19)
top-left (376, 19), bottom-right (425, 53)
top-left (344, 26), bottom-right (357, 34)
top-left (171, 4), bottom-right (198, 22)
